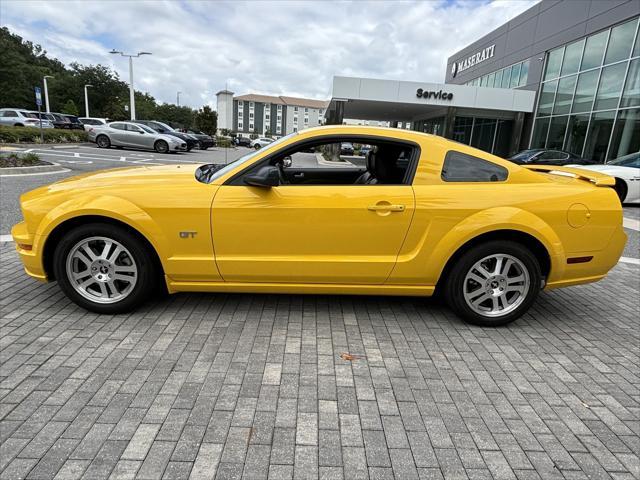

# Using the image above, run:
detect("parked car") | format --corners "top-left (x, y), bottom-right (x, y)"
top-left (61, 114), bottom-right (85, 130)
top-left (340, 142), bottom-right (355, 155)
top-left (508, 149), bottom-right (596, 166)
top-left (184, 129), bottom-right (216, 149)
top-left (567, 152), bottom-right (640, 204)
top-left (12, 125), bottom-right (625, 326)
top-left (234, 136), bottom-right (252, 147)
top-left (78, 117), bottom-right (109, 131)
top-left (134, 120), bottom-right (198, 151)
top-left (250, 137), bottom-right (274, 150)
top-left (359, 145), bottom-right (372, 156)
top-left (30, 111), bottom-right (73, 129)
top-left (87, 121), bottom-right (187, 153)
top-left (0, 108), bottom-right (53, 128)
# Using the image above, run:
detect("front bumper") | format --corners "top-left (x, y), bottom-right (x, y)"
top-left (11, 221), bottom-right (47, 281)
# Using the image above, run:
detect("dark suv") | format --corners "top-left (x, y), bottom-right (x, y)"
top-left (134, 120), bottom-right (198, 151)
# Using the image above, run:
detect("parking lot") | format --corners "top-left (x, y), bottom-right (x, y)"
top-left (0, 144), bottom-right (639, 480)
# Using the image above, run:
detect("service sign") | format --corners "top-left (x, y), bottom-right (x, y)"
top-left (451, 44), bottom-right (495, 78)
top-left (34, 86), bottom-right (42, 107)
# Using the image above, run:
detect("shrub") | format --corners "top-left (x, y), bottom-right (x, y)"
top-left (0, 152), bottom-right (49, 167)
top-left (216, 137), bottom-right (233, 148)
top-left (0, 125), bottom-right (88, 144)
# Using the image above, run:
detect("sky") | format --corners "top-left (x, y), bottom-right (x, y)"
top-left (2, 0), bottom-right (538, 109)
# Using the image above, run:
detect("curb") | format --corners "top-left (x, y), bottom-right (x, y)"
top-left (0, 161), bottom-right (69, 176)
top-left (0, 143), bottom-right (91, 150)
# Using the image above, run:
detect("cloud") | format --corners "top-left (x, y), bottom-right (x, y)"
top-left (2, 0), bottom-right (538, 108)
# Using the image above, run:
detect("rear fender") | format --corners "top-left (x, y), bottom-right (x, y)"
top-left (428, 207), bottom-right (566, 284)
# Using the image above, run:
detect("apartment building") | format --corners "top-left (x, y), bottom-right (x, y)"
top-left (216, 91), bottom-right (329, 137)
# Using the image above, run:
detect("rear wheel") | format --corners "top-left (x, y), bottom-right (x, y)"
top-left (96, 135), bottom-right (110, 148)
top-left (52, 224), bottom-right (158, 314)
top-left (614, 179), bottom-right (628, 203)
top-left (444, 241), bottom-right (541, 326)
top-left (254, 144), bottom-right (261, 150)
top-left (154, 140), bottom-right (169, 153)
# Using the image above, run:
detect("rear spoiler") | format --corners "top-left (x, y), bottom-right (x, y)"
top-left (523, 165), bottom-right (615, 187)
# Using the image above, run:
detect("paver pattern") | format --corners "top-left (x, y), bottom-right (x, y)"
top-left (0, 243), bottom-right (638, 479)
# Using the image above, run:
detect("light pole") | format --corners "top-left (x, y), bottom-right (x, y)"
top-left (177, 91), bottom-right (182, 107)
top-left (109, 49), bottom-right (152, 120)
top-left (84, 84), bottom-right (93, 117)
top-left (43, 75), bottom-right (54, 113)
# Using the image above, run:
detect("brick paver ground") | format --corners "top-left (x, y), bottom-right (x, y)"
top-left (1, 243), bottom-right (638, 480)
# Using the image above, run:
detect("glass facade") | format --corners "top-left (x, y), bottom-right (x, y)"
top-left (451, 116), bottom-right (514, 155)
top-left (464, 59), bottom-right (530, 89)
top-left (531, 16), bottom-right (640, 162)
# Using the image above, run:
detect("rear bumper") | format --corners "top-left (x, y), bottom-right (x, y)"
top-left (545, 226), bottom-right (627, 290)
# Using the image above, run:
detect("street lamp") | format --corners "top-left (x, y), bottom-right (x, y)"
top-left (177, 91), bottom-right (182, 107)
top-left (109, 49), bottom-right (152, 120)
top-left (43, 75), bottom-right (54, 113)
top-left (84, 84), bottom-right (93, 117)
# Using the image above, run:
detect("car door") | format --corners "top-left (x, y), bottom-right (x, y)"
top-left (0, 110), bottom-right (18, 126)
top-left (211, 137), bottom-right (417, 284)
top-left (125, 124), bottom-right (150, 149)
top-left (108, 123), bottom-right (130, 146)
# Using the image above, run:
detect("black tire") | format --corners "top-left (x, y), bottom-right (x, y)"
top-left (154, 140), bottom-right (169, 153)
top-left (115, 146), bottom-right (123, 149)
top-left (14, 123), bottom-right (24, 127)
top-left (443, 240), bottom-right (541, 326)
top-left (52, 223), bottom-right (158, 314)
top-left (614, 179), bottom-right (628, 203)
top-left (96, 135), bottom-right (111, 148)
top-left (201, 146), bottom-right (208, 150)
top-left (254, 144), bottom-right (261, 150)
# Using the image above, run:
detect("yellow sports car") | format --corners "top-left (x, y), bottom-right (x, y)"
top-left (12, 126), bottom-right (626, 326)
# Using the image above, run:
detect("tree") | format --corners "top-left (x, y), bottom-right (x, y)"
top-left (220, 128), bottom-right (231, 137)
top-left (61, 99), bottom-right (79, 116)
top-left (194, 106), bottom-right (218, 136)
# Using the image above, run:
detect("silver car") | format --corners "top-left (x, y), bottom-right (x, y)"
top-left (0, 108), bottom-right (54, 128)
top-left (87, 121), bottom-right (187, 153)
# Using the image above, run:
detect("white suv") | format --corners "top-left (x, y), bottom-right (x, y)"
top-left (0, 108), bottom-right (54, 128)
top-left (78, 117), bottom-right (109, 131)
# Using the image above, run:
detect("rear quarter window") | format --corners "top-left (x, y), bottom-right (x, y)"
top-left (441, 151), bottom-right (508, 182)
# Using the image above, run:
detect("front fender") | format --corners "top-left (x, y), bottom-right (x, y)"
top-left (33, 194), bottom-right (170, 271)
top-left (426, 207), bottom-right (566, 284)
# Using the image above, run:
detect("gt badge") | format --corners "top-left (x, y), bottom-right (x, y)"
top-left (179, 231), bottom-right (197, 239)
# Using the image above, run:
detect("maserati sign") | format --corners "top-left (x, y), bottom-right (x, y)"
top-left (451, 44), bottom-right (495, 77)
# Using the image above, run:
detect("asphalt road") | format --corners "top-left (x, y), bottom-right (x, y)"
top-left (1, 144), bottom-right (638, 260)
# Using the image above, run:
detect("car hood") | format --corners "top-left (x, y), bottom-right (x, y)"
top-left (22, 164), bottom-right (201, 202)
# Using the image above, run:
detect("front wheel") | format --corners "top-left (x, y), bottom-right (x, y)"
top-left (444, 241), bottom-right (541, 326)
top-left (254, 144), bottom-right (261, 150)
top-left (614, 179), bottom-right (628, 203)
top-left (52, 224), bottom-right (158, 314)
top-left (154, 140), bottom-right (169, 153)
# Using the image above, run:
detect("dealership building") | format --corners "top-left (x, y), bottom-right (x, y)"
top-left (325, 0), bottom-right (639, 160)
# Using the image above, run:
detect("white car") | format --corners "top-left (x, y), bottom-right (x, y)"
top-left (568, 152), bottom-right (640, 204)
top-left (250, 137), bottom-right (274, 150)
top-left (0, 108), bottom-right (54, 128)
top-left (78, 117), bottom-right (109, 131)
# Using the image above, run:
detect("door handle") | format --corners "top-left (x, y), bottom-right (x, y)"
top-left (293, 172), bottom-right (305, 178)
top-left (367, 204), bottom-right (405, 212)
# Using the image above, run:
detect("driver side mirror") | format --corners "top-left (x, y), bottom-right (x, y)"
top-left (244, 165), bottom-right (280, 188)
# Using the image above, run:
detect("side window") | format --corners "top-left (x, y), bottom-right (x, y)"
top-left (111, 123), bottom-right (126, 130)
top-left (441, 151), bottom-right (508, 182)
top-left (126, 124), bottom-right (142, 132)
top-left (233, 137), bottom-right (418, 186)
top-left (2, 110), bottom-right (17, 117)
top-left (539, 150), bottom-right (562, 160)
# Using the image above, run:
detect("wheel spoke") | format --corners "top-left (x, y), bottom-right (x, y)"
top-left (475, 265), bottom-right (492, 279)
top-left (114, 273), bottom-right (134, 282)
top-left (78, 277), bottom-right (95, 289)
top-left (471, 293), bottom-right (491, 307)
top-left (73, 270), bottom-right (91, 281)
top-left (506, 285), bottom-right (525, 294)
top-left (108, 246), bottom-right (122, 263)
top-left (467, 273), bottom-right (486, 285)
top-left (499, 295), bottom-right (509, 310)
top-left (74, 250), bottom-right (93, 267)
top-left (501, 259), bottom-right (513, 276)
top-left (114, 265), bottom-right (136, 273)
top-left (100, 241), bottom-right (113, 259)
top-left (81, 244), bottom-right (97, 261)
top-left (99, 282), bottom-right (108, 298)
top-left (507, 274), bottom-right (525, 285)
top-left (493, 256), bottom-right (504, 275)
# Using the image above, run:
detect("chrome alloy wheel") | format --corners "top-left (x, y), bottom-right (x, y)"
top-left (65, 236), bottom-right (138, 304)
top-left (462, 253), bottom-right (530, 318)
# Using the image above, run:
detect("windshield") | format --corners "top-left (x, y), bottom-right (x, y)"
top-left (155, 121), bottom-right (174, 132)
top-left (196, 132), bottom-right (297, 184)
top-left (608, 152), bottom-right (640, 168)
